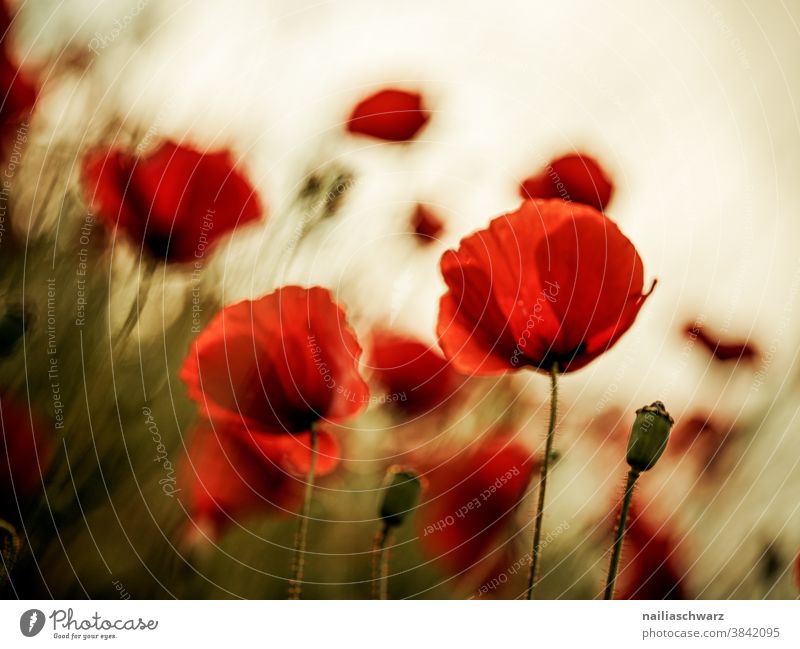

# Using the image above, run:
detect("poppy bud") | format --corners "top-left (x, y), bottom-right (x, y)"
top-left (0, 520), bottom-right (21, 583)
top-left (379, 468), bottom-right (422, 528)
top-left (626, 401), bottom-right (674, 472)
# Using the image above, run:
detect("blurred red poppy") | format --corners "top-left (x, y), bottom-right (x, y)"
top-left (418, 438), bottom-right (536, 573)
top-left (684, 322), bottom-right (759, 364)
top-left (180, 423), bottom-right (312, 537)
top-left (257, 427), bottom-right (341, 476)
top-left (180, 286), bottom-right (369, 436)
top-left (0, 1), bottom-right (37, 158)
top-left (438, 199), bottom-right (652, 375)
top-left (668, 412), bottom-right (732, 469)
top-left (615, 503), bottom-right (688, 599)
top-left (82, 140), bottom-right (263, 263)
top-left (0, 393), bottom-right (51, 512)
top-left (520, 153), bottom-right (613, 211)
top-left (411, 204), bottom-right (444, 244)
top-left (347, 88), bottom-right (429, 142)
top-left (367, 330), bottom-right (464, 415)
top-left (587, 407), bottom-right (631, 452)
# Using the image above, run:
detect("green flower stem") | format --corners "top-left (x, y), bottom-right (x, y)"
top-left (526, 361), bottom-right (559, 600)
top-left (114, 257), bottom-right (156, 351)
top-left (604, 468), bottom-right (640, 600)
top-left (288, 424), bottom-right (319, 600)
top-left (371, 522), bottom-right (391, 600)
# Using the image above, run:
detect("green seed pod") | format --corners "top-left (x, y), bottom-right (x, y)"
top-left (379, 468), bottom-right (422, 528)
top-left (0, 520), bottom-right (21, 585)
top-left (626, 401), bottom-right (674, 472)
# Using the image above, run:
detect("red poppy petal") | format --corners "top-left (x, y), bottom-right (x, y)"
top-left (531, 206), bottom-right (644, 353)
top-left (615, 503), bottom-right (688, 599)
top-left (0, 393), bottom-right (51, 509)
top-left (303, 287), bottom-right (371, 422)
top-left (82, 149), bottom-right (138, 233)
top-left (180, 286), bottom-right (369, 435)
top-left (180, 423), bottom-right (302, 536)
top-left (81, 140), bottom-right (263, 263)
top-left (437, 199), bottom-right (649, 374)
top-left (520, 153), bottom-right (613, 211)
top-left (369, 330), bottom-right (464, 414)
top-left (436, 280), bottom-right (520, 375)
top-left (347, 89), bottom-right (430, 142)
top-left (249, 428), bottom-right (340, 477)
top-left (419, 439), bottom-right (536, 574)
top-left (437, 203), bottom-right (555, 373)
top-left (0, 6), bottom-right (37, 155)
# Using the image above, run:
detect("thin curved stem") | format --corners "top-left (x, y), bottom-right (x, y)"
top-left (288, 425), bottom-right (318, 600)
top-left (604, 468), bottom-right (640, 600)
top-left (526, 361), bottom-right (559, 599)
top-left (114, 257), bottom-right (156, 351)
top-left (371, 523), bottom-right (391, 600)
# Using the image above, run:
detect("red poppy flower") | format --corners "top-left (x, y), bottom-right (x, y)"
top-left (437, 199), bottom-right (652, 375)
top-left (180, 423), bottom-right (343, 537)
top-left (0, 393), bottom-right (51, 512)
top-left (367, 330), bottom-right (464, 415)
top-left (520, 153), bottom-right (613, 211)
top-left (81, 140), bottom-right (263, 263)
top-left (614, 503), bottom-right (688, 599)
top-left (411, 204), bottom-right (444, 244)
top-left (418, 438), bottom-right (536, 573)
top-left (684, 321), bottom-right (759, 364)
top-left (258, 426), bottom-right (341, 475)
top-left (346, 88), bottom-right (429, 142)
top-left (0, 2), bottom-right (37, 158)
top-left (180, 286), bottom-right (369, 436)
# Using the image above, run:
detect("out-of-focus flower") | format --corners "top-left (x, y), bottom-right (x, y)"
top-left (346, 88), bottom-right (429, 142)
top-left (684, 321), bottom-right (759, 364)
top-left (418, 438), bottom-right (536, 574)
top-left (437, 199), bottom-right (652, 375)
top-left (668, 412), bottom-right (732, 470)
top-left (367, 330), bottom-right (464, 415)
top-left (411, 204), bottom-right (444, 244)
top-left (587, 407), bottom-right (631, 453)
top-left (0, 392), bottom-right (51, 512)
top-left (260, 427), bottom-right (341, 475)
top-left (81, 140), bottom-right (263, 264)
top-left (0, 1), bottom-right (38, 158)
top-left (180, 423), bottom-right (342, 538)
top-left (520, 153), bottom-right (613, 211)
top-left (615, 503), bottom-right (688, 599)
top-left (180, 286), bottom-right (369, 438)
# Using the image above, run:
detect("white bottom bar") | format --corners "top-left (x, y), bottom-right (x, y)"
top-left (2, 600), bottom-right (799, 647)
